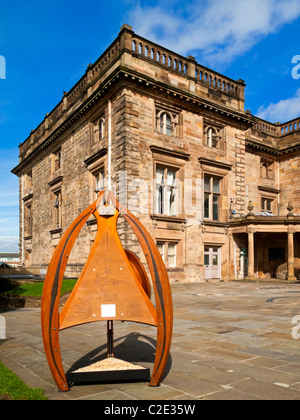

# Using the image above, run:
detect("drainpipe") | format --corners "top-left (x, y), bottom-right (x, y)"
top-left (107, 99), bottom-right (112, 194)
top-left (277, 162), bottom-right (280, 215)
top-left (21, 175), bottom-right (25, 264)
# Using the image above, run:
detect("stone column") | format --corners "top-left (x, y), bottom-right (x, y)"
top-left (287, 226), bottom-right (296, 282)
top-left (228, 232), bottom-right (233, 280)
top-left (246, 227), bottom-right (255, 280)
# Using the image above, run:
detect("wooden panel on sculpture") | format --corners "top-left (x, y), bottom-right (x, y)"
top-left (59, 209), bottom-right (157, 330)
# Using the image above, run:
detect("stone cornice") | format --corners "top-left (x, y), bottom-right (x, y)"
top-left (198, 157), bottom-right (232, 171)
top-left (11, 67), bottom-right (252, 176)
top-left (245, 138), bottom-right (300, 157)
top-left (84, 148), bottom-right (108, 166)
top-left (229, 215), bottom-right (300, 227)
top-left (150, 145), bottom-right (190, 161)
top-left (258, 185), bottom-right (281, 194)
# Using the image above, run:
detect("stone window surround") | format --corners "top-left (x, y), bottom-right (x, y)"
top-left (155, 102), bottom-right (181, 138)
top-left (203, 124), bottom-right (225, 151)
top-left (260, 158), bottom-right (274, 180)
top-left (258, 185), bottom-right (280, 215)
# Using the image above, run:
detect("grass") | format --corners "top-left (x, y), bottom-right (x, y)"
top-left (0, 279), bottom-right (77, 399)
top-left (0, 278), bottom-right (77, 297)
top-left (0, 278), bottom-right (77, 399)
top-left (0, 360), bottom-right (47, 400)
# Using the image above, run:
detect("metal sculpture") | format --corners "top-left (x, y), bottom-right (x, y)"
top-left (41, 190), bottom-right (173, 391)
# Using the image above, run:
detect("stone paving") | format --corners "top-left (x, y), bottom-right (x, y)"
top-left (1, 281), bottom-right (300, 400)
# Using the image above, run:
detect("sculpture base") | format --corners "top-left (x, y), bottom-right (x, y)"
top-left (67, 357), bottom-right (150, 385)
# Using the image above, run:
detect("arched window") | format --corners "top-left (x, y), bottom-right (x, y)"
top-left (261, 163), bottom-right (268, 178)
top-left (206, 127), bottom-right (219, 148)
top-left (93, 116), bottom-right (105, 143)
top-left (260, 160), bottom-right (274, 179)
top-left (157, 111), bottom-right (173, 136)
top-left (99, 117), bottom-right (105, 140)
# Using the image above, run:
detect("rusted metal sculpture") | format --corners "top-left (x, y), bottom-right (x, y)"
top-left (41, 191), bottom-right (173, 391)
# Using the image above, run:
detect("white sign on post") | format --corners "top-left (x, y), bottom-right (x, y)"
top-left (101, 304), bottom-right (116, 318)
top-left (0, 315), bottom-right (6, 339)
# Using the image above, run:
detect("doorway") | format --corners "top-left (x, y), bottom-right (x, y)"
top-left (204, 246), bottom-right (221, 279)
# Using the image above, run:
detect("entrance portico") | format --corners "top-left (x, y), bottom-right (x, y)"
top-left (229, 215), bottom-right (300, 282)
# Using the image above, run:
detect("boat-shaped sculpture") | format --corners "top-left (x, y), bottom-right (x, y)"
top-left (41, 190), bottom-right (173, 391)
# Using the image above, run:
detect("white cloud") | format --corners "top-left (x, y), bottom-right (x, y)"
top-left (0, 216), bottom-right (19, 237)
top-left (0, 236), bottom-right (19, 253)
top-left (256, 88), bottom-right (300, 122)
top-left (128, 0), bottom-right (300, 66)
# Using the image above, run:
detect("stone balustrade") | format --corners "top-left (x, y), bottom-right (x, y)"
top-left (22, 24), bottom-right (300, 162)
top-left (252, 116), bottom-right (300, 139)
top-left (131, 34), bottom-right (244, 101)
top-left (252, 119), bottom-right (278, 136)
top-left (194, 64), bottom-right (244, 100)
top-left (280, 117), bottom-right (300, 136)
top-left (132, 36), bottom-right (189, 77)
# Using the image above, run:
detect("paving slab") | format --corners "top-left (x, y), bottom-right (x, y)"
top-left (1, 282), bottom-right (300, 400)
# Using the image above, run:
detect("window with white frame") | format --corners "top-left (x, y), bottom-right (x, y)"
top-left (156, 241), bottom-right (177, 267)
top-left (155, 166), bottom-right (178, 216)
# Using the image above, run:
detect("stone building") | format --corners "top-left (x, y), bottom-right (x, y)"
top-left (12, 24), bottom-right (300, 282)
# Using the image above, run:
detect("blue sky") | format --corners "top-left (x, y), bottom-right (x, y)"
top-left (0, 0), bottom-right (300, 252)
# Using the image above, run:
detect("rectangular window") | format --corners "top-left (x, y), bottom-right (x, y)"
top-left (53, 190), bottom-right (62, 229)
top-left (261, 197), bottom-right (272, 212)
top-left (168, 242), bottom-right (177, 267)
top-left (204, 253), bottom-right (209, 266)
top-left (155, 166), bottom-right (178, 216)
top-left (25, 204), bottom-right (32, 237)
top-left (157, 242), bottom-right (165, 262)
top-left (204, 175), bottom-right (221, 221)
top-left (156, 241), bottom-right (177, 268)
top-left (156, 168), bottom-right (165, 215)
top-left (24, 171), bottom-right (32, 192)
top-left (52, 149), bottom-right (61, 173)
top-left (95, 169), bottom-right (105, 199)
